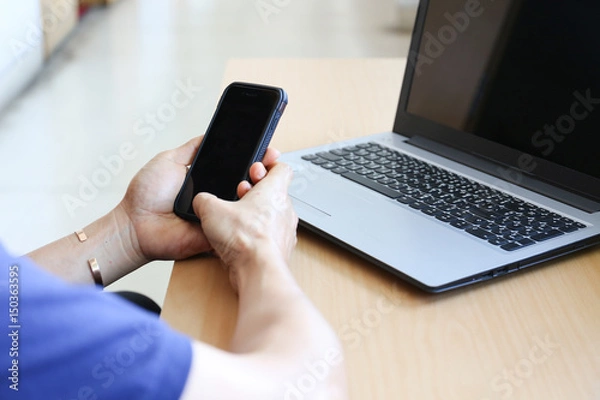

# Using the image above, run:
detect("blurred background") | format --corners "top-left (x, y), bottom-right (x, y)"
top-left (0, 0), bottom-right (415, 305)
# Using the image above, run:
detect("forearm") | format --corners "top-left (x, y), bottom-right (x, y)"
top-left (229, 246), bottom-right (347, 397)
top-left (26, 204), bottom-right (146, 286)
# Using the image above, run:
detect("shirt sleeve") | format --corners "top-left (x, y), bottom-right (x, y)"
top-left (0, 245), bottom-right (192, 400)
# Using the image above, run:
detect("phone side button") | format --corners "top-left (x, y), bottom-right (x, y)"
top-left (258, 111), bottom-right (282, 160)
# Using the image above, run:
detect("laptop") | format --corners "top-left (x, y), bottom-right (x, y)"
top-left (279, 0), bottom-right (600, 292)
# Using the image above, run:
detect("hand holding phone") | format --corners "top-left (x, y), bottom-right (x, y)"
top-left (174, 82), bottom-right (288, 222)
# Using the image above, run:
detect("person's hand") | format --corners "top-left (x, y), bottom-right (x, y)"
top-left (117, 137), bottom-right (210, 263)
top-left (118, 136), bottom-right (281, 263)
top-left (192, 162), bottom-right (298, 289)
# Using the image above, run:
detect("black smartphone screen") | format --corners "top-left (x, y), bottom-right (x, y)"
top-left (175, 83), bottom-right (286, 221)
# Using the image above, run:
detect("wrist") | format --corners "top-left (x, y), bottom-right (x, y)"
top-left (80, 205), bottom-right (148, 285)
top-left (108, 204), bottom-right (148, 272)
top-left (232, 241), bottom-right (297, 295)
top-left (26, 206), bottom-right (148, 286)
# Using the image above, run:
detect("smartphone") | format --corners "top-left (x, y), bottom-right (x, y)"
top-left (174, 82), bottom-right (288, 222)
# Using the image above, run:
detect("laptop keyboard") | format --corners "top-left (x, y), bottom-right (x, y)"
top-left (301, 142), bottom-right (586, 251)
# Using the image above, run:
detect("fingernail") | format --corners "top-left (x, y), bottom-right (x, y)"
top-left (258, 164), bottom-right (267, 179)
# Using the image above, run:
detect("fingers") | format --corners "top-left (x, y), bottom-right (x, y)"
top-left (237, 163), bottom-right (266, 198)
top-left (236, 181), bottom-right (252, 198)
top-left (237, 149), bottom-right (282, 197)
top-left (249, 162), bottom-right (268, 183)
top-left (261, 147), bottom-right (281, 167)
top-left (239, 161), bottom-right (293, 198)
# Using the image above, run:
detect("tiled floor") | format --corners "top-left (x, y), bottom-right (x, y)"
top-left (0, 0), bottom-right (413, 306)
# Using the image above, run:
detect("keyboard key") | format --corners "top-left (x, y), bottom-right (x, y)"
top-left (331, 167), bottom-right (348, 174)
top-left (345, 164), bottom-right (363, 171)
top-left (400, 187), bottom-right (421, 196)
top-left (468, 206), bottom-right (496, 220)
top-left (397, 195), bottom-right (416, 204)
top-left (464, 213), bottom-right (485, 224)
top-left (375, 159), bottom-right (392, 166)
top-left (377, 177), bottom-right (395, 185)
top-left (506, 221), bottom-right (526, 230)
top-left (331, 149), bottom-right (350, 156)
top-left (517, 238), bottom-right (536, 247)
top-left (466, 227), bottom-right (496, 240)
top-left (451, 220), bottom-right (470, 230)
top-left (490, 226), bottom-right (511, 236)
top-left (501, 242), bottom-right (523, 251)
top-left (515, 226), bottom-right (540, 236)
top-left (489, 237), bottom-right (510, 246)
top-left (435, 213), bottom-right (455, 223)
top-left (409, 202), bottom-right (427, 210)
top-left (438, 204), bottom-right (456, 212)
top-left (430, 200), bottom-right (446, 208)
top-left (316, 152), bottom-right (342, 162)
top-left (531, 229), bottom-right (564, 242)
top-left (335, 159), bottom-right (353, 167)
top-left (559, 224), bottom-right (581, 233)
top-left (449, 209), bottom-right (469, 219)
top-left (503, 232), bottom-right (525, 242)
top-left (341, 172), bottom-right (401, 198)
top-left (420, 206), bottom-right (438, 216)
top-left (478, 221), bottom-right (492, 229)
top-left (342, 145), bottom-right (360, 152)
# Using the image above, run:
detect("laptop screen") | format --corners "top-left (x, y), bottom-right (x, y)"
top-left (396, 0), bottom-right (600, 203)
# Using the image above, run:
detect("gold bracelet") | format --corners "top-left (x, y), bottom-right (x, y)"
top-left (75, 229), bottom-right (104, 286)
top-left (75, 230), bottom-right (88, 242)
top-left (88, 258), bottom-right (104, 286)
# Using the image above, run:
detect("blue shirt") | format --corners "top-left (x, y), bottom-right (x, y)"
top-left (0, 245), bottom-right (192, 399)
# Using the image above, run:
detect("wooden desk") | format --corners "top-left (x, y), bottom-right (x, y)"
top-left (162, 59), bottom-right (600, 400)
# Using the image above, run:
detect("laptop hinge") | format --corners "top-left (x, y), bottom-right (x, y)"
top-left (406, 136), bottom-right (600, 213)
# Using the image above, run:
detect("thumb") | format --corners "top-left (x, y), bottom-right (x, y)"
top-left (192, 192), bottom-right (219, 221)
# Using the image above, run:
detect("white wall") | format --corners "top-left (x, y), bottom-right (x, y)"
top-left (0, 2), bottom-right (45, 112)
